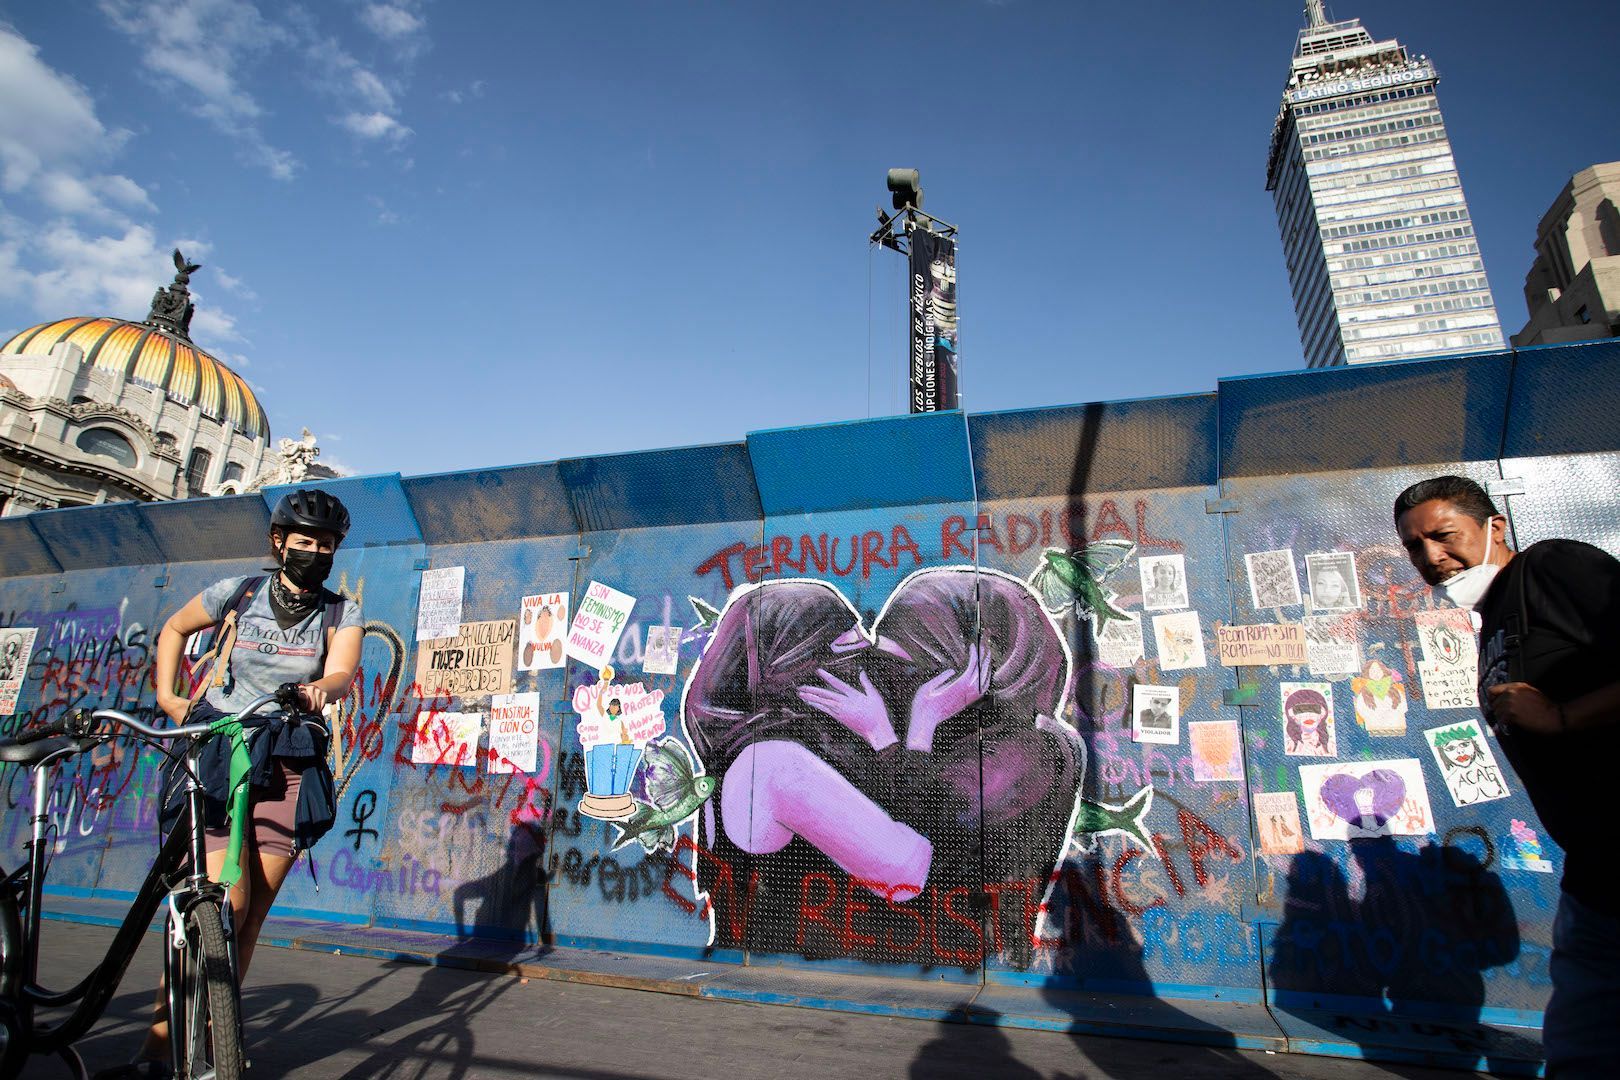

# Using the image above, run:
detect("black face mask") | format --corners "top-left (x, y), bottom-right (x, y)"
top-left (279, 547), bottom-right (334, 591)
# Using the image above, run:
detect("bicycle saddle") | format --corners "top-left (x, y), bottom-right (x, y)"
top-left (0, 736), bottom-right (92, 766)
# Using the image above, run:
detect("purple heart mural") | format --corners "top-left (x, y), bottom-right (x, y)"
top-left (1319, 768), bottom-right (1406, 827)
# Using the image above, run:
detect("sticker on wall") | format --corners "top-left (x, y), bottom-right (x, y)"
top-left (610, 738), bottom-right (716, 854)
top-left (573, 668), bottom-right (667, 821)
top-left (1414, 609), bottom-right (1479, 710)
top-left (1029, 542), bottom-right (1137, 626)
top-left (0, 626), bottom-right (39, 716)
top-left (1281, 681), bottom-right (1337, 756)
top-left (1502, 819), bottom-right (1555, 874)
top-left (1245, 548), bottom-right (1302, 610)
top-left (1305, 551), bottom-right (1362, 612)
top-left (1189, 720), bottom-right (1243, 781)
top-left (642, 624), bottom-right (682, 676)
top-left (488, 692), bottom-right (541, 774)
top-left (566, 581), bottom-right (637, 667)
top-left (1424, 718), bottom-right (1511, 807)
top-left (416, 565), bottom-right (466, 641)
top-left (1254, 791), bottom-right (1305, 856)
top-left (1138, 554), bottom-right (1189, 612)
top-left (1351, 658), bottom-right (1408, 734)
top-left (1305, 616), bottom-right (1360, 677)
top-left (1298, 758), bottom-right (1435, 840)
top-left (411, 710), bottom-right (482, 767)
top-left (517, 592), bottom-right (568, 671)
top-left (414, 620), bottom-right (516, 703)
top-left (1093, 612), bottom-right (1145, 669)
top-left (1152, 610), bottom-right (1207, 671)
top-left (1216, 623), bottom-right (1306, 667)
top-left (1131, 684), bottom-right (1181, 744)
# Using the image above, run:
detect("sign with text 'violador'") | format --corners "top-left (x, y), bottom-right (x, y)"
top-left (909, 228), bottom-right (959, 412)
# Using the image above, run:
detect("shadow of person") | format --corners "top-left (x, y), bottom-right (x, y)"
top-left (448, 819), bottom-right (551, 953)
top-left (1036, 850), bottom-right (1275, 1077)
top-left (1349, 834), bottom-right (1524, 1072)
top-left (1270, 840), bottom-right (1528, 1075)
top-left (909, 1007), bottom-right (1042, 1079)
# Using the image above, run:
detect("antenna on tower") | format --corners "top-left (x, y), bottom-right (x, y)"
top-left (1304, 0), bottom-right (1328, 28)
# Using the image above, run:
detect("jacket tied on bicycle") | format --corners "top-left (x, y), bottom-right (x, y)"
top-left (166, 700), bottom-right (339, 858)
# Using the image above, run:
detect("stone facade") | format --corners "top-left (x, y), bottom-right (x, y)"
top-left (1511, 161), bottom-right (1620, 347)
top-left (0, 339), bottom-right (273, 515)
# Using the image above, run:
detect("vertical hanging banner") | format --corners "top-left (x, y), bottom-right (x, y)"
top-left (909, 228), bottom-right (959, 412)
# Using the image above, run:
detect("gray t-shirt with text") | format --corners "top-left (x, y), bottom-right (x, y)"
top-left (197, 576), bottom-right (362, 714)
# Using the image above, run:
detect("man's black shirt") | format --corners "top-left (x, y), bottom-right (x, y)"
top-left (1477, 539), bottom-right (1620, 915)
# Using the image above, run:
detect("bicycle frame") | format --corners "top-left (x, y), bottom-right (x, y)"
top-left (2, 690), bottom-right (301, 1067)
top-left (6, 736), bottom-right (223, 1056)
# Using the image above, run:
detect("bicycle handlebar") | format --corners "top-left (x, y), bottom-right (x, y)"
top-left (11, 682), bottom-right (321, 746)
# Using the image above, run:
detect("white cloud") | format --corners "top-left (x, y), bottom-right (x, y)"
top-left (366, 194), bottom-right (400, 226)
top-left (97, 0), bottom-right (301, 181)
top-left (339, 111), bottom-right (412, 144)
top-left (359, 4), bottom-right (423, 41)
top-left (441, 79), bottom-right (485, 106)
top-left (0, 28), bottom-right (253, 357)
top-left (351, 68), bottom-right (395, 111)
top-left (211, 267), bottom-right (257, 301)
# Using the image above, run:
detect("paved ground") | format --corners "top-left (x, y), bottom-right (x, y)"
top-left (20, 922), bottom-right (1477, 1080)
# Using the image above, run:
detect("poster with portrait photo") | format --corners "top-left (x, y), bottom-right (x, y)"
top-left (1138, 554), bottom-right (1189, 612)
top-left (642, 624), bottom-right (682, 676)
top-left (1245, 549), bottom-right (1302, 610)
top-left (1305, 551), bottom-right (1362, 612)
top-left (1131, 684), bottom-right (1181, 744)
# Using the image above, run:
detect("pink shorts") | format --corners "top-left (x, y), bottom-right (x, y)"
top-left (204, 759), bottom-right (302, 861)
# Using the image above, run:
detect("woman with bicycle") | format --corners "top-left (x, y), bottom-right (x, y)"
top-left (102, 489), bottom-right (361, 1079)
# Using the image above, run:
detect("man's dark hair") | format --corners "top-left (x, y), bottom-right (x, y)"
top-left (1393, 475), bottom-right (1499, 525)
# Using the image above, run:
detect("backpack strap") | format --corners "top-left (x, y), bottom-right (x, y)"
top-left (186, 576), bottom-right (266, 707)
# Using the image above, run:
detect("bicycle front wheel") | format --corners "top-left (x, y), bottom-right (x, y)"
top-left (172, 897), bottom-right (243, 1080)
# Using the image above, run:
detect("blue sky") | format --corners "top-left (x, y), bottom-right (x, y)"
top-left (1, 1), bottom-right (1615, 478)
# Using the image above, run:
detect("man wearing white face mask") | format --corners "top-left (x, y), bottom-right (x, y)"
top-left (1395, 475), bottom-right (1620, 1078)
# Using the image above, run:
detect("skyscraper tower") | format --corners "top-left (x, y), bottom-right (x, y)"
top-left (1265, 3), bottom-right (1504, 367)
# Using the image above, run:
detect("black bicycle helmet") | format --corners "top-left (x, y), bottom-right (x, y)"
top-left (270, 488), bottom-right (351, 542)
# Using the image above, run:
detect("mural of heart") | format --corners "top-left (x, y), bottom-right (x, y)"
top-left (1319, 767), bottom-right (1405, 826)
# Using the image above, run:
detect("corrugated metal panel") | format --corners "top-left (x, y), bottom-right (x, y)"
top-left (559, 443), bottom-right (761, 532)
top-left (403, 462), bottom-right (577, 544)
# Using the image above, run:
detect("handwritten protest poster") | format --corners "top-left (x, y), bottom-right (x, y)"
top-left (1298, 758), bottom-right (1435, 840)
top-left (1305, 616), bottom-right (1360, 677)
top-left (566, 581), bottom-right (636, 667)
top-left (411, 711), bottom-right (482, 767)
top-left (414, 620), bottom-right (516, 702)
top-left (1424, 718), bottom-right (1511, 807)
top-left (0, 627), bottom-right (38, 716)
top-left (1190, 720), bottom-right (1243, 781)
top-left (1245, 549), bottom-right (1301, 610)
top-left (1216, 623), bottom-right (1306, 667)
top-left (488, 692), bottom-right (541, 774)
top-left (572, 678), bottom-right (667, 747)
top-left (416, 566), bottom-right (465, 641)
top-left (642, 625), bottom-right (682, 675)
top-left (1414, 608), bottom-right (1479, 710)
top-left (1254, 791), bottom-right (1305, 855)
top-left (1093, 613), bottom-right (1144, 669)
top-left (517, 593), bottom-right (568, 672)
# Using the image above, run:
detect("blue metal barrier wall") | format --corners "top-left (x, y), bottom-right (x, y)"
top-left (4, 340), bottom-right (1614, 1072)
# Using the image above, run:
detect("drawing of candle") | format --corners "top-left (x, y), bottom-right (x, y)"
top-left (575, 665), bottom-right (665, 821)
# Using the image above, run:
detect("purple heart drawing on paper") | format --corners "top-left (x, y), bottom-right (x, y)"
top-left (1319, 768), bottom-right (1406, 826)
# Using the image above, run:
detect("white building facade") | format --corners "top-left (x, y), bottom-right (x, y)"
top-left (1265, 3), bottom-right (1504, 367)
top-left (0, 258), bottom-right (274, 516)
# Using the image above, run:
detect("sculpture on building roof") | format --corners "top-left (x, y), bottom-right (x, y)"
top-left (248, 427), bottom-right (322, 491)
top-left (147, 249), bottom-right (201, 340)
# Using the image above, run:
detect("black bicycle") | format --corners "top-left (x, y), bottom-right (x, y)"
top-left (0, 684), bottom-right (319, 1080)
